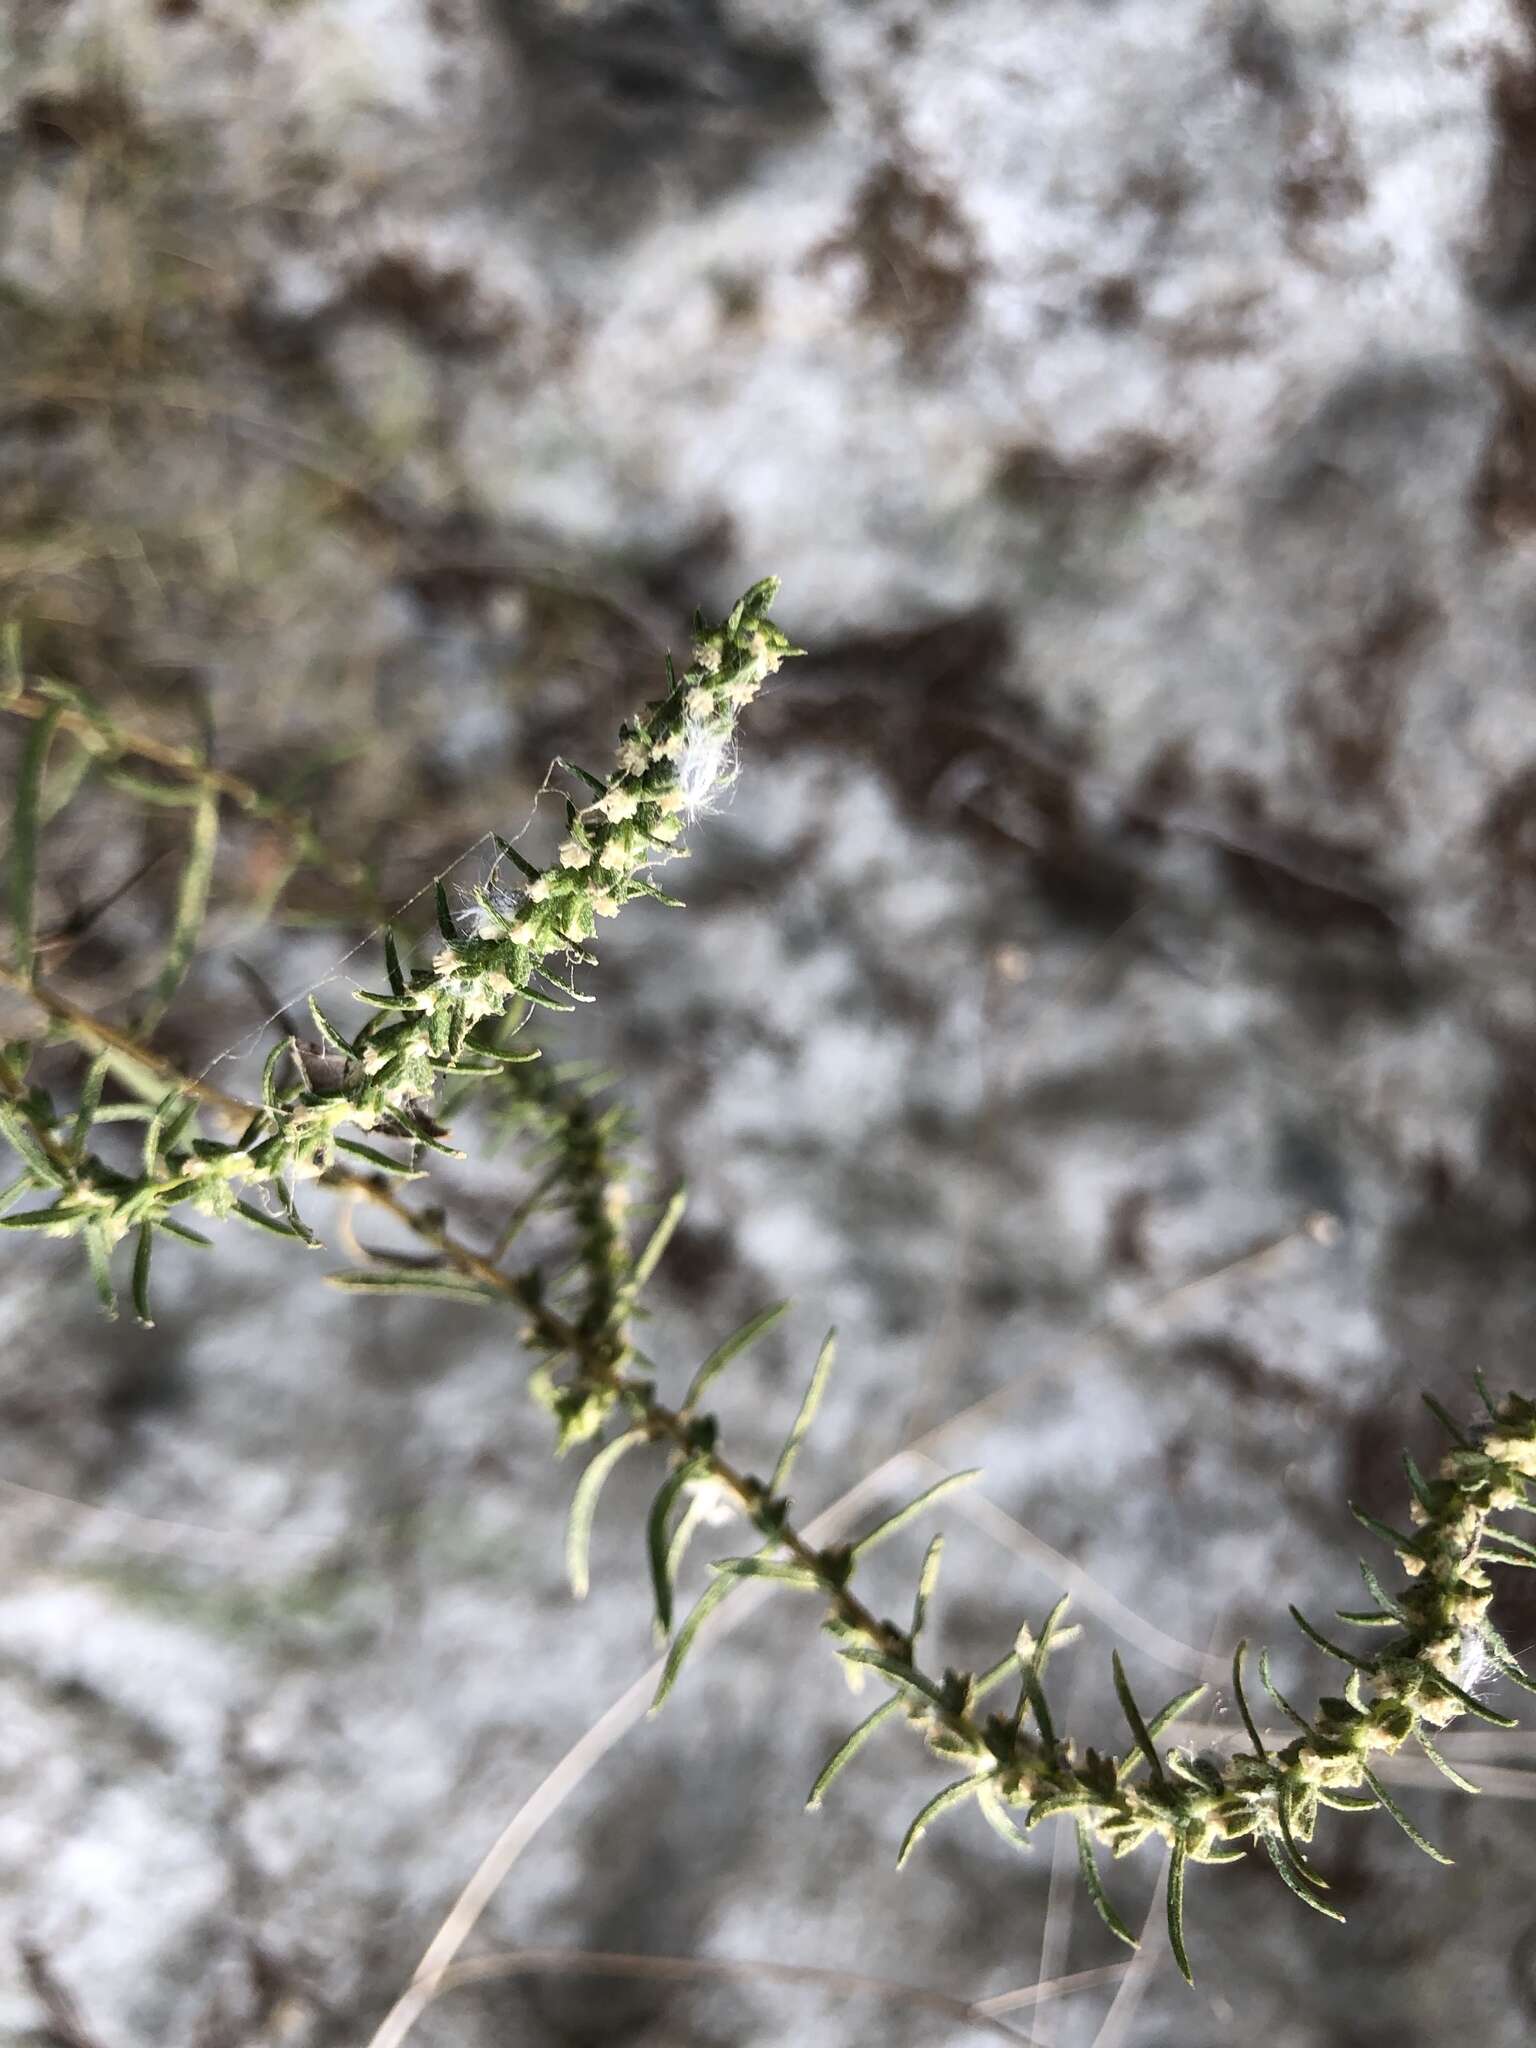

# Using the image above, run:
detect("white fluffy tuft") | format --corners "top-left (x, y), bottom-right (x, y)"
top-left (674, 718), bottom-right (738, 817)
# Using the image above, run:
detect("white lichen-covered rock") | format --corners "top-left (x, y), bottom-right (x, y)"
top-left (4, 3), bottom-right (1536, 2045)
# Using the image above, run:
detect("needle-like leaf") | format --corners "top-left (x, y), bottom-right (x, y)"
top-left (769, 1329), bottom-right (836, 1496)
top-left (896, 1774), bottom-right (988, 1869)
top-left (683, 1301), bottom-right (790, 1412)
top-left (566, 1427), bottom-right (646, 1599)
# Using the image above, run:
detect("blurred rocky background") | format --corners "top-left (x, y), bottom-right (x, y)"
top-left (5, 1), bottom-right (1536, 2043)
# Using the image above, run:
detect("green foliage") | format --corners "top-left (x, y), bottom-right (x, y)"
top-left (2, 580), bottom-right (1535, 1991)
top-left (0, 580), bottom-right (794, 1331)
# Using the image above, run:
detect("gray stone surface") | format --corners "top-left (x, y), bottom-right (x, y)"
top-left (5, 2), bottom-right (1536, 2044)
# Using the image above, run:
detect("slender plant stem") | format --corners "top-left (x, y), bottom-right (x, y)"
top-left (0, 682), bottom-right (377, 902)
top-left (425, 1944), bottom-right (1048, 2045)
top-left (8, 583), bottom-right (1536, 2011)
top-left (0, 963), bottom-right (920, 1675)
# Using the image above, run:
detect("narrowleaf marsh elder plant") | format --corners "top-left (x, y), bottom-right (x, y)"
top-left (3, 582), bottom-right (1536, 1987)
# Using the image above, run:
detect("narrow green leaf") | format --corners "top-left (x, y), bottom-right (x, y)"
top-left (1479, 1621), bottom-right (1536, 1696)
top-left (491, 835), bottom-right (541, 883)
top-left (1023, 1791), bottom-right (1085, 1827)
top-left (1401, 1451), bottom-right (1436, 1513)
top-left (1258, 1649), bottom-right (1322, 1739)
top-left (146, 786), bottom-right (218, 1024)
top-left (0, 1100), bottom-right (65, 1188)
top-left (911, 1534), bottom-right (943, 1642)
top-left (1017, 1594), bottom-right (1076, 1685)
top-left (1166, 1843), bottom-right (1194, 1985)
top-left (807, 1697), bottom-right (902, 1810)
top-left (165, 1096), bottom-right (201, 1154)
top-left (1416, 1729), bottom-right (1481, 1796)
top-left (332, 1137), bottom-right (424, 1179)
top-left (0, 1203), bottom-right (70, 1229)
top-left (647, 1458), bottom-right (703, 1635)
top-left (1483, 1523), bottom-right (1536, 1563)
top-left (627, 878), bottom-right (685, 909)
top-left (566, 1426), bottom-right (647, 1599)
top-left (709, 1556), bottom-right (822, 1588)
top-left (626, 1185), bottom-right (686, 1295)
top-left (1, 621), bottom-right (23, 699)
top-left (651, 1571), bottom-right (740, 1713)
top-left (1350, 1503), bottom-right (1420, 1557)
top-left (383, 928), bottom-right (406, 996)
top-left (10, 699), bottom-right (64, 977)
top-left (272, 1174), bottom-right (318, 1249)
top-left (261, 1039), bottom-right (290, 1112)
top-left (1021, 1667), bottom-right (1057, 1755)
top-left (1474, 1370), bottom-right (1499, 1418)
top-left (849, 1469), bottom-right (982, 1562)
top-left (83, 1223), bottom-right (117, 1319)
top-left (1289, 1605), bottom-right (1372, 1671)
top-left (1076, 1822), bottom-right (1139, 1951)
top-left (896, 1774), bottom-right (988, 1869)
top-left (1277, 1784), bottom-right (1327, 1886)
top-left (978, 1786), bottom-right (1033, 1856)
top-left (769, 1329), bottom-right (836, 1496)
top-left (1480, 1539), bottom-right (1536, 1572)
top-left (100, 764), bottom-right (205, 807)
top-left (1359, 1765), bottom-right (1453, 1865)
top-left (1315, 1787), bottom-right (1378, 1812)
top-left (1116, 1685), bottom-right (1207, 1783)
top-left (561, 758), bottom-right (609, 799)
top-left (1358, 1559), bottom-right (1409, 1622)
top-left (435, 878), bottom-right (456, 942)
top-left (660, 1490), bottom-right (706, 1590)
top-left (510, 984), bottom-right (575, 1014)
top-left (976, 1648), bottom-right (1025, 1699)
top-left (131, 1222), bottom-right (154, 1325)
top-left (477, 1042), bottom-right (541, 1068)
top-left (1334, 1609), bottom-right (1400, 1628)
top-left (325, 1267), bottom-right (499, 1301)
top-left (531, 962), bottom-right (594, 1006)
top-left (1421, 1392), bottom-right (1470, 1447)
top-left (1014, 1596), bottom-right (1074, 1754)
top-left (401, 1123), bottom-right (463, 1160)
top-left (1112, 1651), bottom-right (1167, 1787)
top-left (1231, 1640), bottom-right (1267, 1761)
top-left (1263, 1833), bottom-right (1346, 1923)
top-left (1169, 1752), bottom-right (1223, 1793)
top-left (69, 1052), bottom-right (110, 1161)
top-left (142, 1090), bottom-right (176, 1176)
top-left (38, 732), bottom-right (91, 826)
top-left (836, 1647), bottom-right (951, 1714)
top-left (683, 1301), bottom-right (791, 1412)
top-left (157, 1218), bottom-right (212, 1248)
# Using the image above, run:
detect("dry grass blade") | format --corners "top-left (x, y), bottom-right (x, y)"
top-left (416, 1945), bottom-right (1053, 2044)
top-left (0, 1472), bottom-right (310, 1569)
top-left (971, 1961), bottom-right (1131, 2018)
top-left (910, 1464), bottom-right (1230, 1683)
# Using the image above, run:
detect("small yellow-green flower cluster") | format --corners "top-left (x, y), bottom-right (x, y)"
top-left (514, 581), bottom-right (792, 947)
top-left (793, 1387), bottom-right (1536, 1983)
top-left (906, 1386), bottom-right (1536, 1979)
top-left (263, 581), bottom-right (796, 1162)
top-left (0, 584), bottom-right (796, 1288)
